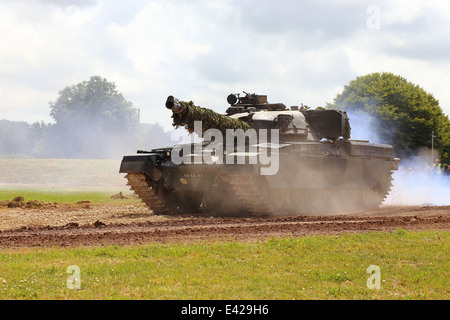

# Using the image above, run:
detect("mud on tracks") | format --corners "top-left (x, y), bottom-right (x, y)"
top-left (0, 203), bottom-right (449, 248)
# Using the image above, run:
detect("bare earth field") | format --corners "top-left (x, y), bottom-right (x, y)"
top-left (0, 159), bottom-right (448, 248)
top-left (0, 203), bottom-right (449, 248)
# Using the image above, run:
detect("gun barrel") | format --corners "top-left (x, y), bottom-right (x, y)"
top-left (166, 95), bottom-right (186, 114)
top-left (169, 96), bottom-right (250, 135)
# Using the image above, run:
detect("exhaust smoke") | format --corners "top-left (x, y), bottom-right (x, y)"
top-left (384, 150), bottom-right (450, 206)
top-left (345, 111), bottom-right (450, 207)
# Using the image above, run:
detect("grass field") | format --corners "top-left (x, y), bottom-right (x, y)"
top-left (0, 160), bottom-right (448, 300)
top-left (0, 158), bottom-right (135, 204)
top-left (0, 230), bottom-right (448, 300)
top-left (0, 186), bottom-right (138, 205)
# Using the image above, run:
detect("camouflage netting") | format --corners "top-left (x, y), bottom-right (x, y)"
top-left (171, 101), bottom-right (250, 136)
top-left (343, 113), bottom-right (351, 140)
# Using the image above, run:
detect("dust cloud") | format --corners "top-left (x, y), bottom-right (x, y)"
top-left (384, 151), bottom-right (450, 206)
top-left (345, 111), bottom-right (450, 206)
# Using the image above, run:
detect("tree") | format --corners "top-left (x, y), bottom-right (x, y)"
top-left (0, 120), bottom-right (48, 158)
top-left (45, 76), bottom-right (139, 159)
top-left (327, 72), bottom-right (450, 163)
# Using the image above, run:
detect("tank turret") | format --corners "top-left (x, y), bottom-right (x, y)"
top-left (168, 93), bottom-right (350, 141)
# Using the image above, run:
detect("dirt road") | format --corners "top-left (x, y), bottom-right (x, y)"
top-left (0, 203), bottom-right (449, 248)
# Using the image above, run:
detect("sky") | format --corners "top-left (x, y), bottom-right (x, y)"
top-left (1, 0), bottom-right (450, 132)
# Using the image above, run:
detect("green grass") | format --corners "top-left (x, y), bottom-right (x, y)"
top-left (0, 158), bottom-right (137, 205)
top-left (0, 187), bottom-right (138, 205)
top-left (0, 230), bottom-right (448, 300)
top-left (0, 160), bottom-right (448, 300)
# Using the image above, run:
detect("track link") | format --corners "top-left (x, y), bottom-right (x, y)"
top-left (221, 174), bottom-right (274, 216)
top-left (125, 173), bottom-right (169, 215)
top-left (378, 170), bottom-right (395, 203)
top-left (222, 169), bottom-right (395, 215)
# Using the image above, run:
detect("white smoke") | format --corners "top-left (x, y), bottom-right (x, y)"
top-left (345, 111), bottom-right (450, 206)
top-left (346, 111), bottom-right (382, 144)
top-left (383, 150), bottom-right (450, 206)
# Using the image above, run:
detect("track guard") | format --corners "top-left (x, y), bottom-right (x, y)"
top-left (119, 154), bottom-right (163, 181)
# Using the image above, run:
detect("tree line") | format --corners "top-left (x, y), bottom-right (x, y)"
top-left (327, 72), bottom-right (450, 165)
top-left (1, 73), bottom-right (449, 164)
top-left (0, 76), bottom-right (172, 159)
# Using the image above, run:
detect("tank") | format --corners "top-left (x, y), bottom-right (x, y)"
top-left (119, 92), bottom-right (399, 216)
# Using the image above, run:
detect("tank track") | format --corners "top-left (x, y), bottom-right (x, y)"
top-left (221, 174), bottom-right (275, 216)
top-left (375, 170), bottom-right (395, 204)
top-left (126, 169), bottom-right (395, 216)
top-left (334, 169), bottom-right (395, 212)
top-left (125, 173), bottom-right (169, 215)
top-left (221, 169), bottom-right (395, 215)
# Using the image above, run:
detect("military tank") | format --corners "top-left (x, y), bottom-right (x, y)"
top-left (119, 92), bottom-right (399, 216)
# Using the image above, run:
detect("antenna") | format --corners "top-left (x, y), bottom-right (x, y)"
top-left (431, 130), bottom-right (436, 164)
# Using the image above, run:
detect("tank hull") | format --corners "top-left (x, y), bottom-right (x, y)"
top-left (119, 139), bottom-right (398, 216)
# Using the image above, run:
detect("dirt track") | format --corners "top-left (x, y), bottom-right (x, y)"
top-left (0, 203), bottom-right (449, 248)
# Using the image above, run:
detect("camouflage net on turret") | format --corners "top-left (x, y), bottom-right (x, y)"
top-left (171, 101), bottom-right (250, 136)
top-left (343, 113), bottom-right (351, 140)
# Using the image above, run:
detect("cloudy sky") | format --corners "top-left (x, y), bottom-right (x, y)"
top-left (1, 0), bottom-right (450, 131)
